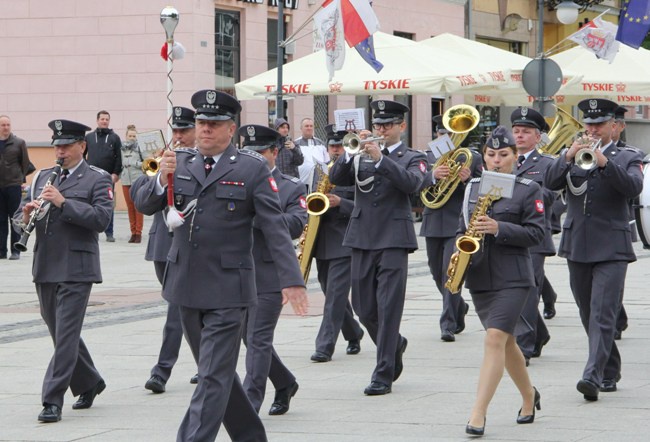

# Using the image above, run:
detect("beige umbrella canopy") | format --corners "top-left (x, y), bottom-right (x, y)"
top-left (234, 32), bottom-right (513, 100)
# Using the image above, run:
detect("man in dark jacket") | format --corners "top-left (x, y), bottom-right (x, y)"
top-left (83, 110), bottom-right (121, 242)
top-left (0, 114), bottom-right (31, 260)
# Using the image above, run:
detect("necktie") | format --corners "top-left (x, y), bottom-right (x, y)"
top-left (204, 157), bottom-right (215, 177)
top-left (382, 147), bottom-right (390, 156)
top-left (60, 169), bottom-right (69, 184)
top-left (517, 155), bottom-right (525, 169)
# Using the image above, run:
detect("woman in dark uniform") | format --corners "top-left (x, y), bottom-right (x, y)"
top-left (457, 126), bottom-right (546, 437)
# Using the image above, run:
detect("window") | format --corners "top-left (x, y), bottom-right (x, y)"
top-left (215, 10), bottom-right (240, 97)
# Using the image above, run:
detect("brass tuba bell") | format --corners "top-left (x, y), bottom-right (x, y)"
top-left (538, 106), bottom-right (583, 156)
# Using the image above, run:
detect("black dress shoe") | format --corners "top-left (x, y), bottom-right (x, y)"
top-left (577, 379), bottom-right (599, 401)
top-left (543, 303), bottom-right (556, 320)
top-left (38, 404), bottom-right (62, 423)
top-left (455, 302), bottom-right (470, 334)
top-left (600, 373), bottom-right (621, 393)
top-left (441, 330), bottom-right (455, 342)
top-left (190, 374), bottom-right (199, 384)
top-left (347, 330), bottom-right (363, 355)
top-left (310, 351), bottom-right (332, 362)
top-left (465, 417), bottom-right (486, 436)
top-left (393, 337), bottom-right (408, 382)
top-left (145, 375), bottom-right (166, 393)
top-left (268, 382), bottom-right (299, 415)
top-left (517, 387), bottom-right (541, 424)
top-left (72, 379), bottom-right (106, 409)
top-left (531, 335), bottom-right (550, 358)
top-left (364, 381), bottom-right (391, 396)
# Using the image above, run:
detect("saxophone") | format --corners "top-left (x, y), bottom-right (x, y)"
top-left (297, 161), bottom-right (335, 282)
top-left (445, 186), bottom-right (502, 294)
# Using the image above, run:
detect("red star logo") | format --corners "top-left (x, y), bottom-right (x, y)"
top-left (616, 82), bottom-right (626, 92)
top-left (329, 82), bottom-right (343, 93)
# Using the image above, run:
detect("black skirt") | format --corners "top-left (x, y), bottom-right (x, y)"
top-left (470, 286), bottom-right (531, 335)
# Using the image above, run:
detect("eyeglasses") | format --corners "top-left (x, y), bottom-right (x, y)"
top-left (372, 122), bottom-right (396, 130)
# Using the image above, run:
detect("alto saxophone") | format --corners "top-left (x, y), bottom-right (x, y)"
top-left (297, 161), bottom-right (335, 282)
top-left (445, 186), bottom-right (502, 294)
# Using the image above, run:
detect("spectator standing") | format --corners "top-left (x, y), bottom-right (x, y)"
top-left (295, 117), bottom-right (329, 191)
top-left (119, 125), bottom-right (144, 243)
top-left (84, 110), bottom-right (122, 242)
top-left (0, 115), bottom-right (31, 260)
top-left (274, 118), bottom-right (304, 178)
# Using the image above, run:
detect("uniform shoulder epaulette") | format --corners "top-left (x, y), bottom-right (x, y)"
top-left (283, 174), bottom-right (300, 184)
top-left (239, 149), bottom-right (265, 162)
top-left (540, 152), bottom-right (555, 159)
top-left (516, 177), bottom-right (533, 185)
top-left (624, 146), bottom-right (641, 153)
top-left (88, 165), bottom-right (109, 175)
top-left (175, 148), bottom-right (196, 155)
top-left (469, 177), bottom-right (481, 183)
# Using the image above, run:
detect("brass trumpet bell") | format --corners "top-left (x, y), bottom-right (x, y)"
top-left (342, 133), bottom-right (385, 156)
top-left (142, 157), bottom-right (162, 177)
top-left (575, 138), bottom-right (602, 171)
top-left (306, 192), bottom-right (330, 216)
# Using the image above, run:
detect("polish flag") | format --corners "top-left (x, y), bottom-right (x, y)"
top-left (322, 0), bottom-right (379, 47)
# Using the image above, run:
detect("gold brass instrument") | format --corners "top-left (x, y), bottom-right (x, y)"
top-left (342, 133), bottom-right (385, 156)
top-left (142, 156), bottom-right (162, 176)
top-left (420, 104), bottom-right (479, 209)
top-left (297, 161), bottom-right (335, 282)
top-left (538, 106), bottom-right (584, 156)
top-left (14, 159), bottom-right (64, 252)
top-left (574, 135), bottom-right (602, 171)
top-left (445, 185), bottom-right (502, 294)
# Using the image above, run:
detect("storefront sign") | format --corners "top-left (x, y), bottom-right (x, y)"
top-left (237, 0), bottom-right (299, 10)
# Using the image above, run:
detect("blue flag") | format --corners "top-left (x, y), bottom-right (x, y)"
top-left (354, 35), bottom-right (384, 73)
top-left (615, 0), bottom-right (650, 49)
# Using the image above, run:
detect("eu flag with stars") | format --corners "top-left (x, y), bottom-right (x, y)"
top-left (354, 35), bottom-right (384, 73)
top-left (616, 0), bottom-right (650, 49)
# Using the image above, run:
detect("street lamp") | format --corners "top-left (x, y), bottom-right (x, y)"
top-left (556, 1), bottom-right (580, 25)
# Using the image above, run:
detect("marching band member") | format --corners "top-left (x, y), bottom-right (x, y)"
top-left (329, 100), bottom-right (427, 396)
top-left (238, 124), bottom-right (307, 416)
top-left (136, 106), bottom-right (199, 394)
top-left (509, 107), bottom-right (555, 364)
top-left (310, 124), bottom-right (364, 363)
top-left (545, 98), bottom-right (643, 401)
top-left (133, 89), bottom-right (307, 441)
top-left (15, 119), bottom-right (113, 422)
top-left (420, 117), bottom-right (482, 342)
top-left (462, 126), bottom-right (545, 436)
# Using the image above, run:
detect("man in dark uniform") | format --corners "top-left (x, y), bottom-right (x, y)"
top-left (15, 119), bottom-right (113, 422)
top-left (420, 116), bottom-right (482, 342)
top-left (133, 90), bottom-right (307, 441)
top-left (510, 107), bottom-right (555, 363)
top-left (237, 124), bottom-right (307, 415)
top-left (545, 98), bottom-right (643, 401)
top-left (137, 106), bottom-right (198, 394)
top-left (330, 100), bottom-right (427, 395)
top-left (310, 124), bottom-right (364, 362)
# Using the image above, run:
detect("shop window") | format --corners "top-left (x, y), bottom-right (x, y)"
top-left (215, 9), bottom-right (240, 97)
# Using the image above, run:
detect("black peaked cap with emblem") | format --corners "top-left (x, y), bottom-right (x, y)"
top-left (48, 119), bottom-right (91, 146)
top-left (325, 124), bottom-right (348, 145)
top-left (510, 106), bottom-right (545, 131)
top-left (191, 89), bottom-right (242, 121)
top-left (239, 124), bottom-right (281, 152)
top-left (485, 125), bottom-right (515, 150)
top-left (432, 115), bottom-right (449, 134)
top-left (171, 106), bottom-right (196, 129)
top-left (614, 105), bottom-right (628, 121)
top-left (370, 100), bottom-right (409, 124)
top-left (577, 98), bottom-right (617, 123)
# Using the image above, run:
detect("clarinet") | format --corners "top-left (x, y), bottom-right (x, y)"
top-left (14, 159), bottom-right (64, 252)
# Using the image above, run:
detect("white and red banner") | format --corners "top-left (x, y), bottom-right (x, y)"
top-left (567, 15), bottom-right (620, 63)
top-left (314, 0), bottom-right (346, 81)
top-left (322, 0), bottom-right (379, 47)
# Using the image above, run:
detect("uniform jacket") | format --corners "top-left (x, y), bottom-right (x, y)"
top-left (460, 176), bottom-right (545, 291)
top-left (0, 133), bottom-right (30, 187)
top-left (313, 184), bottom-right (355, 260)
top-left (133, 144), bottom-right (305, 310)
top-left (515, 149), bottom-right (556, 256)
top-left (130, 174), bottom-right (170, 262)
top-left (15, 161), bottom-right (112, 283)
top-left (84, 128), bottom-right (122, 175)
top-left (545, 142), bottom-right (643, 263)
top-left (253, 168), bottom-right (307, 294)
top-left (329, 143), bottom-right (427, 252)
top-left (119, 140), bottom-right (145, 186)
top-left (419, 149), bottom-right (483, 238)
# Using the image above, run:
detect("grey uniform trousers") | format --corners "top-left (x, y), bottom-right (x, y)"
top-left (425, 236), bottom-right (468, 333)
top-left (351, 248), bottom-right (408, 387)
top-left (517, 253), bottom-right (550, 358)
top-left (314, 256), bottom-right (363, 356)
top-left (37, 282), bottom-right (102, 408)
top-left (177, 306), bottom-right (266, 442)
top-left (567, 260), bottom-right (625, 384)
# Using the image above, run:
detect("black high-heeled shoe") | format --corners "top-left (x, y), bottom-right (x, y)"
top-left (517, 387), bottom-right (541, 424)
top-left (465, 417), bottom-right (486, 437)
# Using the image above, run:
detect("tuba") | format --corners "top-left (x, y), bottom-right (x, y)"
top-left (445, 185), bottom-right (502, 294)
top-left (297, 161), bottom-right (335, 282)
top-left (420, 105), bottom-right (479, 209)
top-left (538, 106), bottom-right (583, 156)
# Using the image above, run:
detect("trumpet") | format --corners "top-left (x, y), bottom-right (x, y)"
top-left (14, 159), bottom-right (64, 252)
top-left (142, 156), bottom-right (162, 176)
top-left (574, 135), bottom-right (602, 171)
top-left (342, 133), bottom-right (385, 156)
